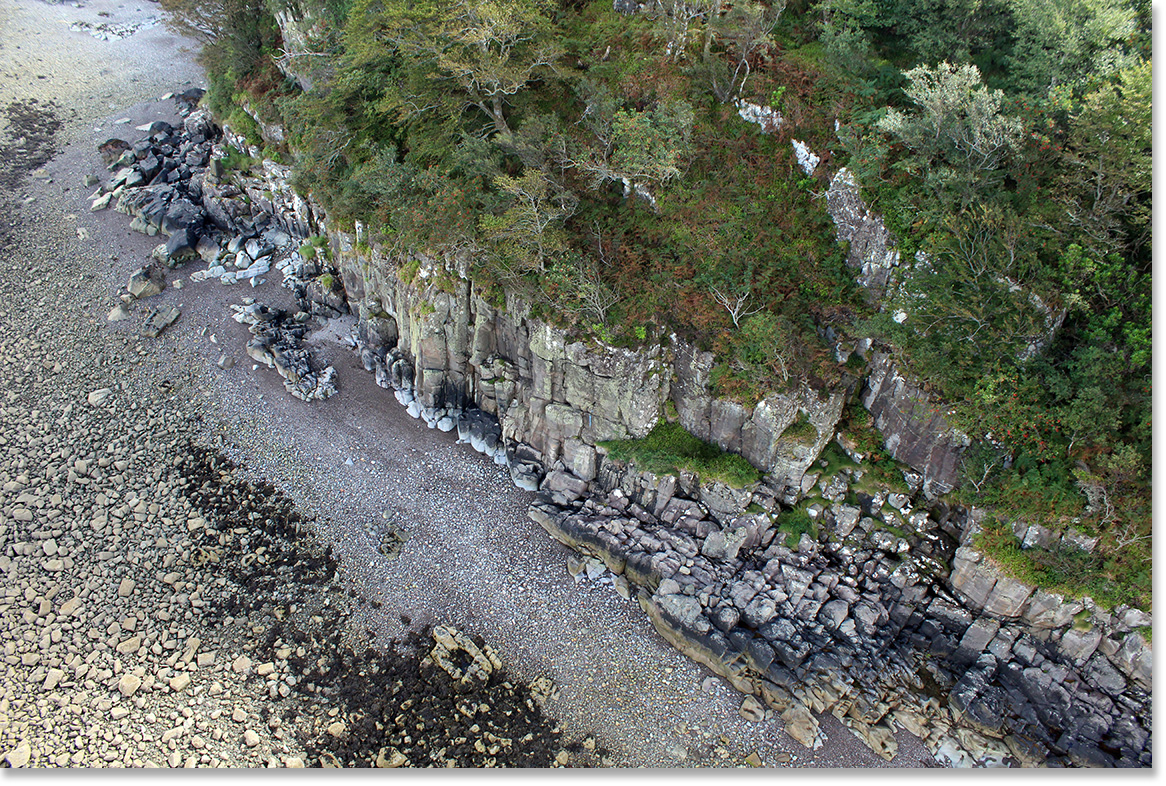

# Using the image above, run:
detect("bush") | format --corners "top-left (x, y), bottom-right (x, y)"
top-left (782, 413), bottom-right (818, 443)
top-left (599, 422), bottom-right (761, 488)
top-left (974, 519), bottom-right (1145, 611)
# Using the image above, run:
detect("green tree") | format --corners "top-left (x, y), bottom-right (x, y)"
top-left (160, 0), bottom-right (283, 113)
top-left (701, 0), bottom-right (785, 102)
top-left (566, 99), bottom-right (695, 205)
top-left (479, 169), bottom-right (577, 273)
top-left (1004, 0), bottom-right (1139, 95)
top-left (877, 62), bottom-right (1023, 204)
top-left (347, 0), bottom-right (561, 137)
top-left (1058, 59), bottom-right (1151, 260)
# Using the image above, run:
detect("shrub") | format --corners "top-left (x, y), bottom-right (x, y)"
top-left (399, 259), bottom-right (421, 286)
top-left (974, 519), bottom-right (1144, 610)
top-left (782, 413), bottom-right (818, 443)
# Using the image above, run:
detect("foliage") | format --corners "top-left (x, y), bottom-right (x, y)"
top-left (782, 413), bottom-right (818, 443)
top-left (479, 169), bottom-right (577, 272)
top-left (170, 0), bottom-right (1150, 607)
top-left (876, 62), bottom-right (1023, 204)
top-left (975, 519), bottom-right (1149, 611)
top-left (1003, 0), bottom-right (1139, 95)
top-left (599, 422), bottom-right (761, 488)
top-left (775, 505), bottom-right (817, 548)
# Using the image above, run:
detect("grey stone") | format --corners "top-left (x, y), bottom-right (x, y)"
top-left (741, 595), bottom-right (777, 628)
top-left (956, 618), bottom-right (1000, 663)
top-left (832, 504), bottom-right (861, 537)
top-left (1084, 654), bottom-right (1126, 697)
top-left (127, 266), bottom-right (164, 299)
top-left (1058, 627), bottom-right (1102, 665)
top-left (982, 575), bottom-right (1034, 618)
top-left (701, 526), bottom-right (748, 561)
top-left (1112, 633), bottom-right (1152, 689)
top-left (739, 695), bottom-right (766, 722)
top-left (950, 546), bottom-right (996, 609)
top-left (142, 306), bottom-right (181, 338)
top-left (858, 352), bottom-right (967, 497)
top-left (817, 599), bottom-right (849, 629)
top-left (658, 593), bottom-right (702, 628)
top-left (1022, 589), bottom-right (1079, 629)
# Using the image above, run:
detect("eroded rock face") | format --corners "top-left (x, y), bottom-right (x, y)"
top-left (825, 168), bottom-right (900, 297)
top-left (861, 352), bottom-right (968, 498)
top-left (200, 100), bottom-right (1150, 767)
top-left (671, 340), bottom-right (846, 499)
top-left (528, 482), bottom-right (1151, 768)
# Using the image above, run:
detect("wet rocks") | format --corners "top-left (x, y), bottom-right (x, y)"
top-left (231, 300), bottom-right (337, 402)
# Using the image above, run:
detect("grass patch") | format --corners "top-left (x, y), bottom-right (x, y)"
top-left (220, 145), bottom-right (258, 174)
top-left (224, 106), bottom-right (262, 148)
top-left (816, 440), bottom-right (860, 477)
top-left (974, 519), bottom-right (1146, 611)
top-left (399, 259), bottom-right (421, 286)
top-left (783, 413), bottom-right (819, 443)
top-left (775, 505), bottom-right (817, 549)
top-left (599, 421), bottom-right (761, 489)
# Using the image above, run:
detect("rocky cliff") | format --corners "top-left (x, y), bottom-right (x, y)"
top-left (104, 108), bottom-right (1149, 768)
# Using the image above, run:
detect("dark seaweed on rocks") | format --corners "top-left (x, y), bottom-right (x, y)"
top-left (172, 443), bottom-right (573, 767)
top-left (299, 628), bottom-right (565, 768)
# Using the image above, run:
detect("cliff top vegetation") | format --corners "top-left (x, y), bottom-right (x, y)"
top-left (160, 0), bottom-right (1151, 609)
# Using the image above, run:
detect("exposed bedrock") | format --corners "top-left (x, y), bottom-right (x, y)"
top-left (327, 233), bottom-right (1149, 768)
top-left (199, 114), bottom-right (1150, 768)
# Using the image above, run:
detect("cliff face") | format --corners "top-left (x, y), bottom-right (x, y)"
top-left (331, 228), bottom-right (846, 498)
top-left (198, 113), bottom-right (1150, 768)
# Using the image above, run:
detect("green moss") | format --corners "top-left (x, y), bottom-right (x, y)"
top-left (225, 106), bottom-right (262, 148)
top-left (298, 243), bottom-right (317, 260)
top-left (1137, 625), bottom-right (1151, 643)
top-left (817, 440), bottom-right (859, 477)
top-left (399, 259), bottom-right (421, 286)
top-left (783, 413), bottom-right (819, 443)
top-left (878, 521), bottom-right (907, 539)
top-left (318, 273), bottom-right (335, 290)
top-left (433, 271), bottom-right (457, 295)
top-left (599, 422), bottom-right (761, 489)
top-left (220, 145), bottom-right (258, 174)
top-left (775, 505), bottom-right (818, 549)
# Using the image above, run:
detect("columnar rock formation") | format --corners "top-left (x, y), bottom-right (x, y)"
top-left (105, 106), bottom-right (1151, 767)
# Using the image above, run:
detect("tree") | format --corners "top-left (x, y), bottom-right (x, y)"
top-left (564, 99), bottom-right (695, 205)
top-left (1058, 59), bottom-right (1151, 260)
top-left (1004, 0), bottom-right (1139, 95)
top-left (348, 0), bottom-right (561, 137)
top-left (160, 0), bottom-right (283, 108)
top-left (479, 169), bottom-right (577, 272)
top-left (711, 285), bottom-right (762, 327)
top-left (702, 0), bottom-right (785, 102)
top-left (877, 62), bottom-right (1022, 204)
top-left (652, 0), bottom-right (719, 63)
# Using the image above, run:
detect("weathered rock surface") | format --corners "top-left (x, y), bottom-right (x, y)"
top-left (174, 106), bottom-right (1150, 769)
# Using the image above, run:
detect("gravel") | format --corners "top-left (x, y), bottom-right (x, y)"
top-left (0, 0), bottom-right (935, 769)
